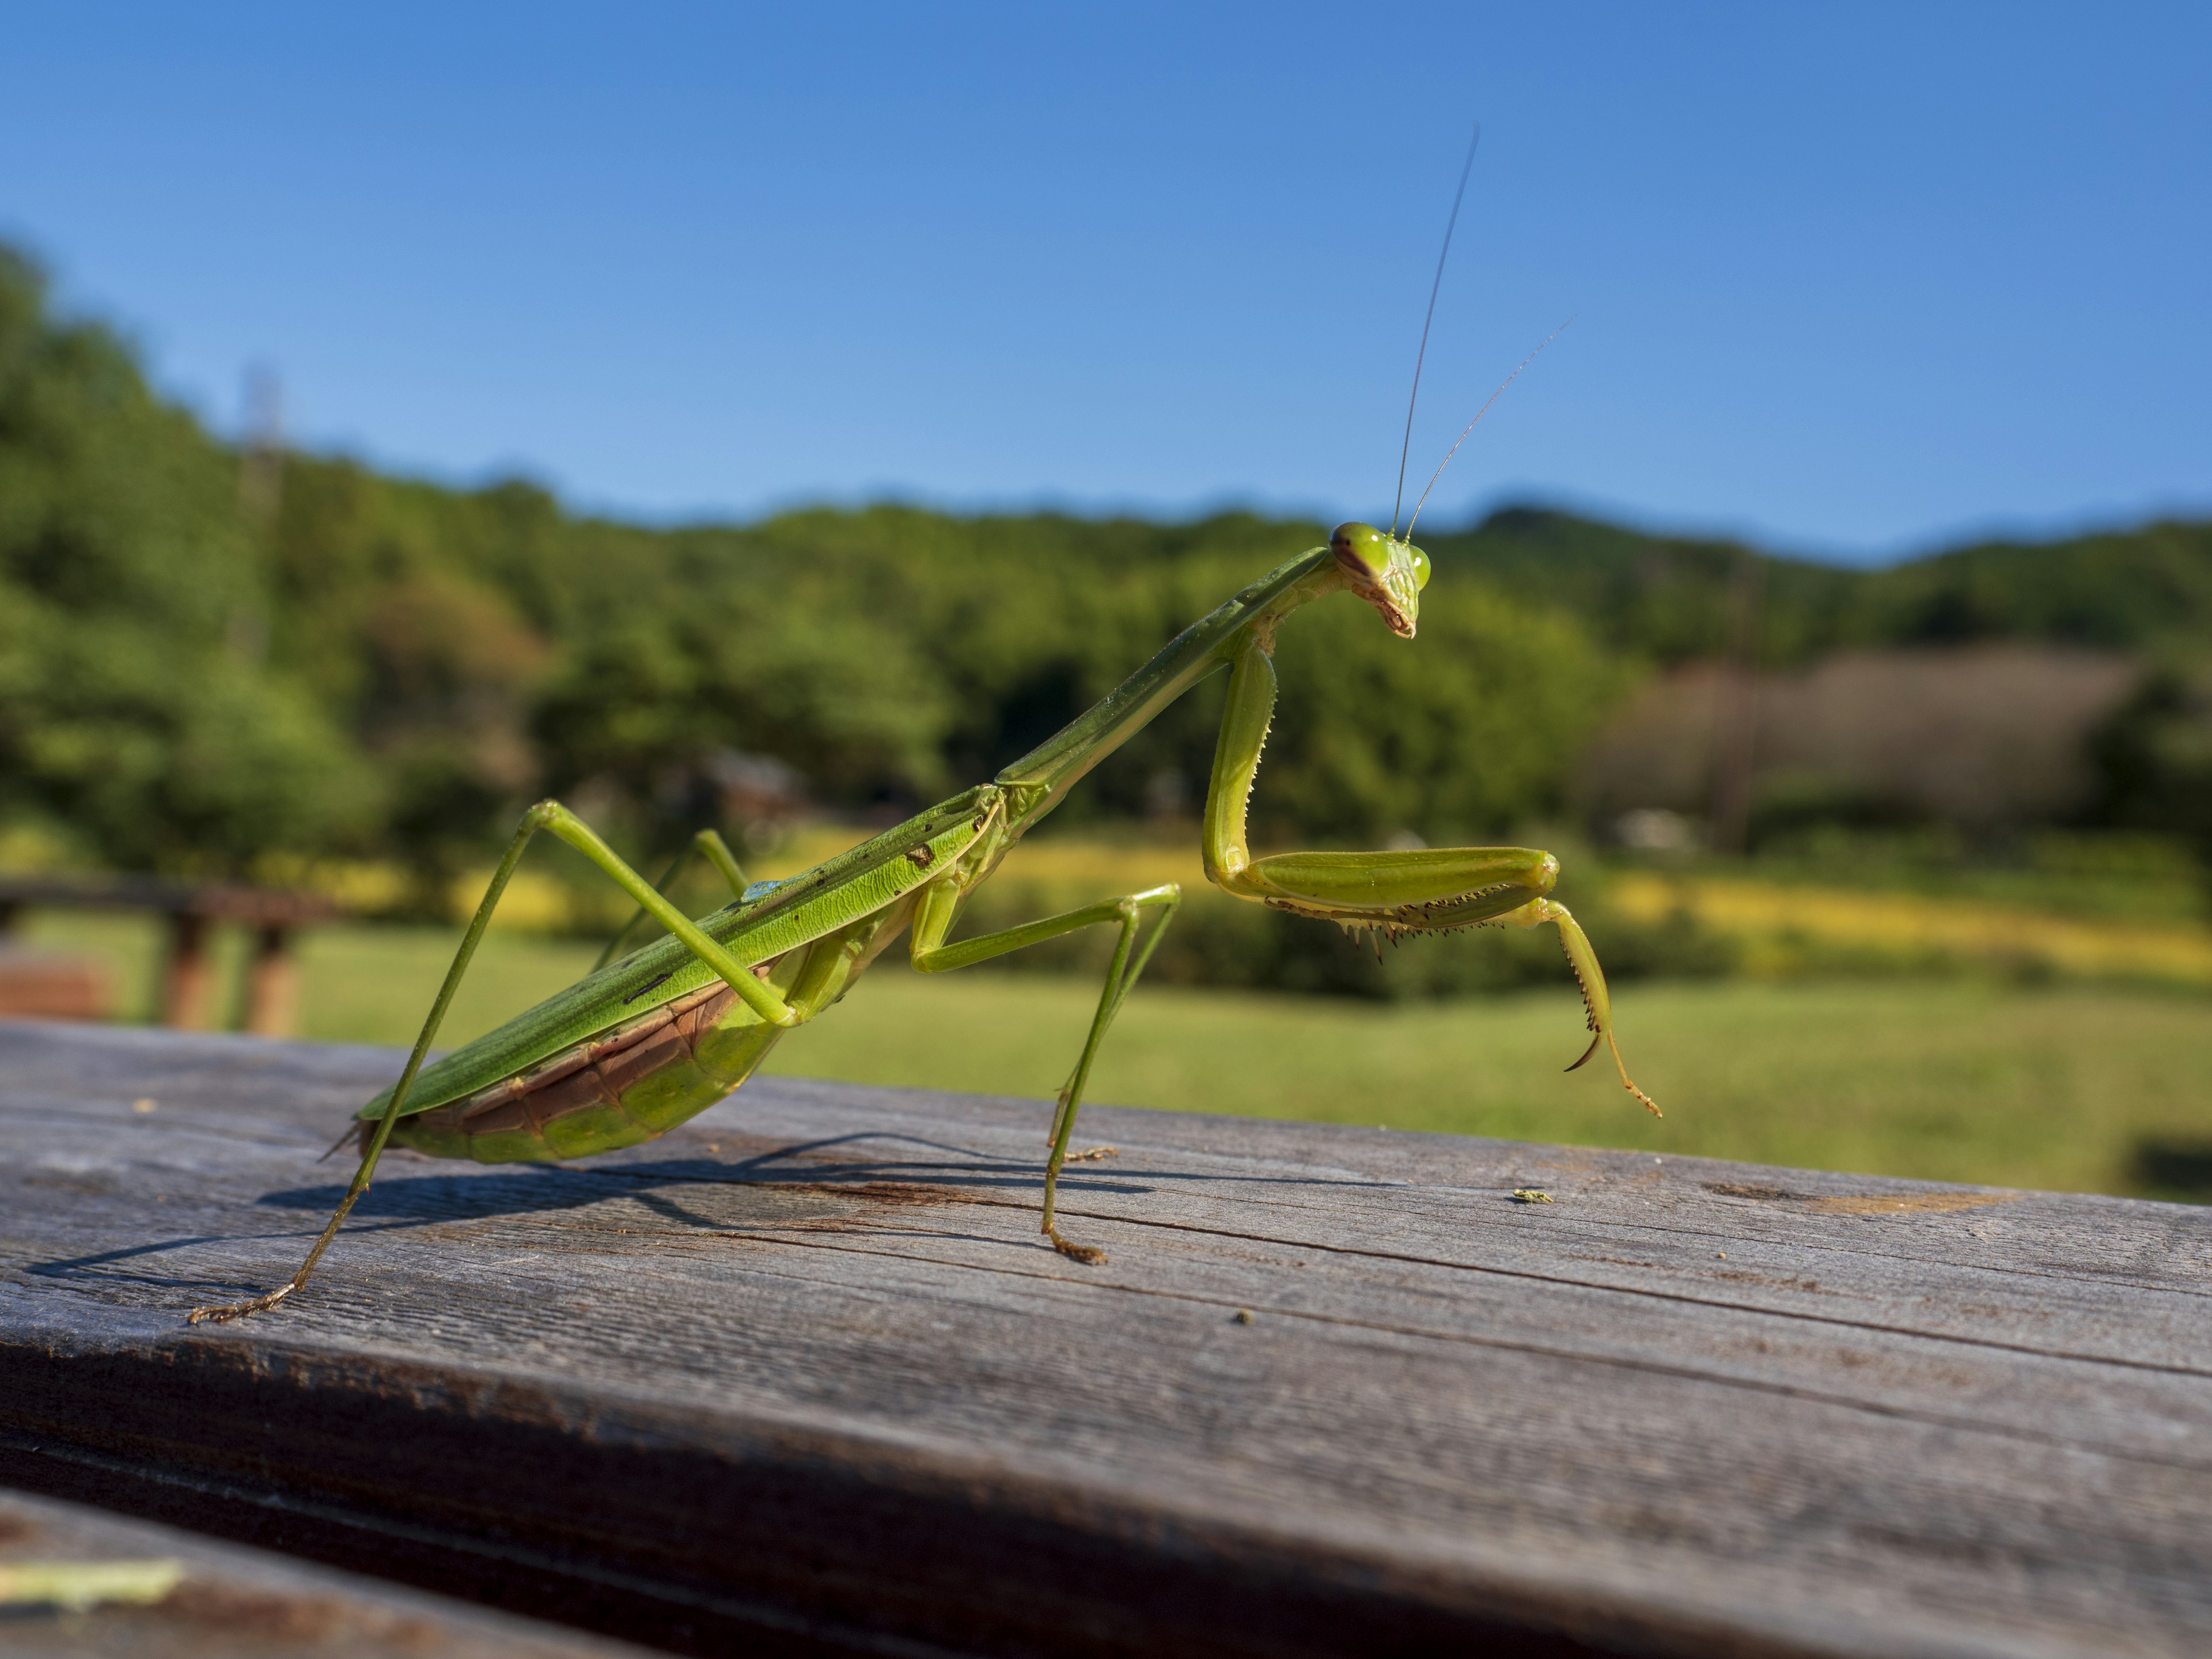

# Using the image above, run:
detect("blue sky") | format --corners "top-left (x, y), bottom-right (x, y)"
top-left (3, 3), bottom-right (2206, 561)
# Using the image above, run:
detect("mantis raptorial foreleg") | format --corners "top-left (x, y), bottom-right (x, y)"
top-left (189, 801), bottom-right (800, 1324)
top-left (593, 828), bottom-right (749, 972)
top-left (910, 877), bottom-right (1181, 1262)
top-left (1495, 895), bottom-right (1658, 1113)
top-left (1199, 630), bottom-right (1658, 1115)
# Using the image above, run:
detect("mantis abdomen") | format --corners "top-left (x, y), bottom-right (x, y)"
top-left (384, 977), bottom-right (783, 1162)
top-left (377, 885), bottom-right (921, 1165)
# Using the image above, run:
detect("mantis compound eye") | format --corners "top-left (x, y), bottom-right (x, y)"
top-left (1406, 544), bottom-right (1431, 590)
top-left (1329, 522), bottom-right (1391, 576)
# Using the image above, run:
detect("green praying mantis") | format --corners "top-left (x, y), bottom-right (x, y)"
top-left (189, 135), bottom-right (1657, 1325)
top-left (190, 518), bottom-right (1656, 1323)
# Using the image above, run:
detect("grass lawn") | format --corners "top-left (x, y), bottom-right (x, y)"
top-left (764, 972), bottom-right (2212, 1202)
top-left (16, 911), bottom-right (2209, 1202)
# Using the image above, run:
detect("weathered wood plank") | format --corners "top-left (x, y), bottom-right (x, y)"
top-left (1, 1017), bottom-right (2206, 1658)
top-left (0, 1485), bottom-right (658, 1657)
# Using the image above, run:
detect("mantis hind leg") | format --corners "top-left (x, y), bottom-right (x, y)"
top-left (910, 879), bottom-right (1181, 1263)
top-left (190, 801), bottom-right (800, 1325)
top-left (592, 828), bottom-right (748, 972)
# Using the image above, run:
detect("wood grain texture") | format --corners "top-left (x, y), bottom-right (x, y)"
top-left (0, 1017), bottom-right (2205, 1658)
top-left (0, 1486), bottom-right (658, 1657)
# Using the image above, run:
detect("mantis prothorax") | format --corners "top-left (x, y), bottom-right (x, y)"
top-left (189, 519), bottom-right (1656, 1323)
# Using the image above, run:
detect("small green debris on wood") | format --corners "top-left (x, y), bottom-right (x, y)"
top-left (1510, 1188), bottom-right (1554, 1205)
top-left (0, 1559), bottom-right (184, 1612)
top-left (1233, 1308), bottom-right (1255, 1324)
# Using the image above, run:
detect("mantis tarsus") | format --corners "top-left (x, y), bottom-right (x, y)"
top-left (190, 520), bottom-right (1656, 1323)
top-left (188, 129), bottom-right (1657, 1324)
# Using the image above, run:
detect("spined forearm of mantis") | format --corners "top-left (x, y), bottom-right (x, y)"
top-left (187, 522), bottom-right (1656, 1324)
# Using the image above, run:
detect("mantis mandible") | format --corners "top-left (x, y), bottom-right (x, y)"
top-left (189, 136), bottom-right (1657, 1325)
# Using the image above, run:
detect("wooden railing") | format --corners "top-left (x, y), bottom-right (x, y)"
top-left (1, 1019), bottom-right (2205, 1657)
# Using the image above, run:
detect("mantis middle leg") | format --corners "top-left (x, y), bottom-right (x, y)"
top-left (190, 801), bottom-right (801, 1324)
top-left (1201, 634), bottom-right (1657, 1114)
top-left (909, 876), bottom-right (1182, 1263)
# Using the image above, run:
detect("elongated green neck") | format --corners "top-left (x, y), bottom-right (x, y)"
top-left (994, 546), bottom-right (1346, 831)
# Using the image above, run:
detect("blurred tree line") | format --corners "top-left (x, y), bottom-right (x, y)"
top-left (1423, 507), bottom-right (2212, 665)
top-left (5, 241), bottom-right (2211, 897)
top-left (0, 248), bottom-right (1625, 891)
top-left (1419, 512), bottom-right (2212, 870)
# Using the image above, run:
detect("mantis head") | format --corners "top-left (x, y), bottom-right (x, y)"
top-left (1329, 522), bottom-right (1429, 639)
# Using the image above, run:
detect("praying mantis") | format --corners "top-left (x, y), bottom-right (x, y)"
top-left (191, 519), bottom-right (1656, 1323)
top-left (188, 133), bottom-right (1657, 1325)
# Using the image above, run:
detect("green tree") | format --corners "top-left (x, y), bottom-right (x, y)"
top-left (0, 248), bottom-right (373, 873)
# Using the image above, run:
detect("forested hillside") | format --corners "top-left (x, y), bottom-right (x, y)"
top-left (5, 242), bottom-right (2208, 887)
top-left (1423, 509), bottom-right (2212, 664)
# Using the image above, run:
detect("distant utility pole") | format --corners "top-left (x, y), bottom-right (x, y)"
top-left (237, 365), bottom-right (285, 528)
top-left (1708, 550), bottom-right (1767, 855)
top-left (229, 366), bottom-right (284, 666)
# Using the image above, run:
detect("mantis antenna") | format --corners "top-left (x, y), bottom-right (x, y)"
top-left (1403, 316), bottom-right (1573, 544)
top-left (1391, 121), bottom-right (1482, 540)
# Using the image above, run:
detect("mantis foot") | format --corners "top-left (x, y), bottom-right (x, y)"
top-left (187, 1283), bottom-right (296, 1325)
top-left (1047, 1225), bottom-right (1108, 1266)
top-left (1063, 1145), bottom-right (1118, 1162)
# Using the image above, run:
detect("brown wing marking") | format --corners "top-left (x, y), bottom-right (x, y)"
top-left (389, 979), bottom-right (756, 1162)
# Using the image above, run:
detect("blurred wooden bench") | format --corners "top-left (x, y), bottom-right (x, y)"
top-left (0, 944), bottom-right (111, 1021)
top-left (1, 1018), bottom-right (2206, 1658)
top-left (0, 875), bottom-right (338, 1035)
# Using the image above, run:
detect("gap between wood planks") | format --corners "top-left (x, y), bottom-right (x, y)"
top-left (0, 1435), bottom-right (882, 1657)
